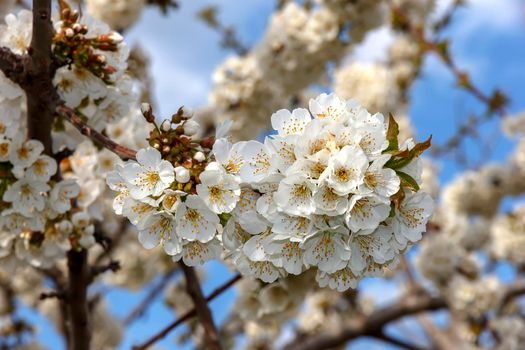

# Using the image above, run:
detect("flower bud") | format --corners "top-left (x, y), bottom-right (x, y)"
top-left (141, 103), bottom-right (154, 123)
top-left (183, 120), bottom-right (199, 136)
top-left (182, 107), bottom-right (194, 119)
top-left (194, 151), bottom-right (205, 162)
top-left (161, 120), bottom-right (171, 132)
top-left (108, 32), bottom-right (123, 44)
top-left (65, 28), bottom-right (74, 38)
top-left (56, 220), bottom-right (73, 235)
top-left (175, 166), bottom-right (190, 183)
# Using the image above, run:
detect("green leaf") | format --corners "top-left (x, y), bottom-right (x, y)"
top-left (396, 171), bottom-right (420, 192)
top-left (384, 113), bottom-right (399, 153)
top-left (385, 135), bottom-right (432, 170)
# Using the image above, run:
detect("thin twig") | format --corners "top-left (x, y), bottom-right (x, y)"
top-left (124, 268), bottom-right (179, 326)
top-left (56, 104), bottom-right (137, 160)
top-left (132, 273), bottom-right (242, 350)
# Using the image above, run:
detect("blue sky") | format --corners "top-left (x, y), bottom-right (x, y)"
top-left (19, 0), bottom-right (525, 349)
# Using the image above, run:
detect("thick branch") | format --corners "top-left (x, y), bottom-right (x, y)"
top-left (370, 332), bottom-right (428, 350)
top-left (0, 47), bottom-right (28, 84)
top-left (56, 104), bottom-right (138, 160)
top-left (133, 273), bottom-right (242, 350)
top-left (67, 249), bottom-right (91, 350)
top-left (284, 279), bottom-right (525, 350)
top-left (179, 263), bottom-right (222, 350)
top-left (283, 292), bottom-right (446, 350)
top-left (26, 0), bottom-right (59, 154)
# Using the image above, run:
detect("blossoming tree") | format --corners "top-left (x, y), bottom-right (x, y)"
top-left (0, 0), bottom-right (525, 349)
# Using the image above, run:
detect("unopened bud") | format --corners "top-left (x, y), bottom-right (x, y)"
top-left (108, 32), bottom-right (123, 44)
top-left (175, 166), bottom-right (190, 183)
top-left (182, 107), bottom-right (194, 119)
top-left (162, 145), bottom-right (170, 153)
top-left (161, 120), bottom-right (171, 132)
top-left (183, 120), bottom-right (199, 136)
top-left (72, 23), bottom-right (82, 32)
top-left (141, 103), bottom-right (154, 123)
top-left (65, 28), bottom-right (74, 38)
top-left (194, 151), bottom-right (205, 162)
top-left (95, 54), bottom-right (106, 63)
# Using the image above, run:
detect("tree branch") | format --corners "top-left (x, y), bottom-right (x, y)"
top-left (133, 273), bottom-right (242, 350)
top-left (123, 268), bottom-right (179, 326)
top-left (179, 263), bottom-right (222, 350)
top-left (0, 47), bottom-right (28, 84)
top-left (26, 0), bottom-right (59, 154)
top-left (56, 104), bottom-right (138, 160)
top-left (67, 249), bottom-right (91, 350)
top-left (284, 279), bottom-right (525, 350)
top-left (370, 332), bottom-right (428, 350)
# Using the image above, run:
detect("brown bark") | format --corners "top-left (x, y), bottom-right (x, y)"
top-left (133, 274), bottom-right (242, 350)
top-left (179, 263), bottom-right (222, 350)
top-left (67, 249), bottom-right (92, 350)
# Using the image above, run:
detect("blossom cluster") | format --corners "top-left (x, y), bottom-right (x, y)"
top-left (109, 93), bottom-right (433, 291)
top-left (0, 137), bottom-right (94, 267)
top-left (107, 106), bottom-right (229, 266)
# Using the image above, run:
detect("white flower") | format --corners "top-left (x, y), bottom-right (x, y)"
top-left (321, 145), bottom-right (368, 195)
top-left (313, 184), bottom-right (349, 216)
top-left (49, 180), bottom-right (81, 214)
top-left (348, 228), bottom-right (395, 275)
top-left (316, 267), bottom-right (359, 292)
top-left (174, 166), bottom-right (190, 183)
top-left (265, 135), bottom-right (298, 173)
top-left (72, 212), bottom-right (91, 228)
top-left (212, 138), bottom-right (246, 175)
top-left (120, 147), bottom-right (174, 199)
top-left (361, 154), bottom-right (400, 199)
top-left (235, 256), bottom-right (281, 283)
top-left (309, 93), bottom-right (350, 124)
top-left (122, 198), bottom-right (158, 229)
top-left (53, 66), bottom-right (107, 107)
top-left (0, 137), bottom-right (12, 161)
top-left (0, 10), bottom-right (32, 54)
top-left (345, 195), bottom-right (390, 232)
top-left (179, 239), bottom-right (222, 266)
top-left (106, 165), bottom-right (129, 215)
top-left (271, 108), bottom-right (311, 136)
top-left (9, 139), bottom-right (44, 176)
top-left (138, 211), bottom-right (181, 255)
top-left (243, 230), bottom-right (273, 262)
top-left (265, 239), bottom-right (304, 275)
top-left (239, 140), bottom-right (278, 183)
top-left (393, 191), bottom-right (434, 244)
top-left (270, 214), bottom-right (313, 241)
top-left (196, 162), bottom-right (240, 214)
top-left (3, 179), bottom-right (49, 216)
top-left (25, 155), bottom-right (57, 181)
top-left (176, 195), bottom-right (219, 243)
top-left (302, 227), bottom-right (351, 273)
top-left (274, 174), bottom-right (316, 216)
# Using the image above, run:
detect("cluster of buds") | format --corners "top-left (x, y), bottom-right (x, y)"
top-left (141, 103), bottom-right (213, 194)
top-left (53, 0), bottom-right (122, 83)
